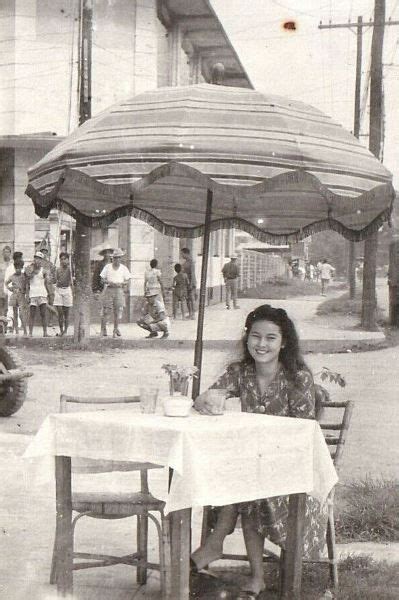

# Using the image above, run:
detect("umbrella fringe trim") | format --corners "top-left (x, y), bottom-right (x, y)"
top-left (29, 188), bottom-right (393, 243)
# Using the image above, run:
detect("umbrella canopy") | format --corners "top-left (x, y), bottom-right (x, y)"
top-left (26, 83), bottom-right (394, 242)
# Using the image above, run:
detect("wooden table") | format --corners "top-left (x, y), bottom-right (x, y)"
top-left (54, 457), bottom-right (306, 599)
top-left (25, 411), bottom-right (337, 599)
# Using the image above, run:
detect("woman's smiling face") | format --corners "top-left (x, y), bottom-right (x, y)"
top-left (246, 319), bottom-right (283, 365)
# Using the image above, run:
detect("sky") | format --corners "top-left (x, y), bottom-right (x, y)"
top-left (211, 0), bottom-right (399, 186)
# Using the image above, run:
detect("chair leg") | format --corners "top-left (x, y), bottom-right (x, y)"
top-left (136, 514), bottom-right (148, 585)
top-left (160, 514), bottom-right (172, 600)
top-left (49, 531), bottom-right (58, 584)
top-left (326, 507), bottom-right (338, 589)
top-left (278, 548), bottom-right (286, 595)
top-left (200, 506), bottom-right (213, 547)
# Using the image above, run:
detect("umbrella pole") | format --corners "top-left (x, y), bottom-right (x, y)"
top-left (192, 189), bottom-right (213, 399)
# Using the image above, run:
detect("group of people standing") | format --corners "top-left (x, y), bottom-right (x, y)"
top-left (0, 245), bottom-right (73, 337)
top-left (291, 258), bottom-right (335, 296)
top-left (93, 245), bottom-right (241, 340)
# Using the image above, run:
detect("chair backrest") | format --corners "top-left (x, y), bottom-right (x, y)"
top-left (60, 393), bottom-right (140, 413)
top-left (59, 394), bottom-right (161, 492)
top-left (317, 396), bottom-right (353, 473)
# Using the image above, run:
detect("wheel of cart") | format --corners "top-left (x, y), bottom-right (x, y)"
top-left (0, 319), bottom-right (33, 416)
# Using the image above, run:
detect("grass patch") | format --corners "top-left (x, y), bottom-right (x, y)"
top-left (316, 291), bottom-right (385, 322)
top-left (212, 555), bottom-right (399, 599)
top-left (335, 478), bottom-right (399, 543)
top-left (300, 555), bottom-right (399, 599)
top-left (239, 277), bottom-right (324, 300)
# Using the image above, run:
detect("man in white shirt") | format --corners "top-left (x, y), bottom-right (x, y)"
top-left (100, 248), bottom-right (131, 337)
top-left (320, 259), bottom-right (335, 296)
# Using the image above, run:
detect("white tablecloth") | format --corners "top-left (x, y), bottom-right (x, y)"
top-left (24, 411), bottom-right (338, 514)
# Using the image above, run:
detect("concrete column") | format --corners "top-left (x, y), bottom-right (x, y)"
top-left (15, 0), bottom-right (37, 133)
top-left (127, 218), bottom-right (154, 316)
top-left (190, 52), bottom-right (202, 84)
top-left (154, 231), bottom-right (179, 313)
top-left (169, 22), bottom-right (183, 86)
top-left (134, 0), bottom-right (158, 94)
top-left (126, 0), bottom-right (158, 319)
top-left (12, 148), bottom-right (36, 259)
top-left (0, 149), bottom-right (16, 250)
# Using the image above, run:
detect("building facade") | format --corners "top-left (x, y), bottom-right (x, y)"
top-left (0, 0), bottom-right (252, 318)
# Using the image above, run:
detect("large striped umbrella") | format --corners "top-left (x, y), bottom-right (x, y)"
top-left (26, 84), bottom-right (394, 393)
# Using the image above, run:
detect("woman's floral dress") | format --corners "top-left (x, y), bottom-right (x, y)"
top-left (210, 360), bottom-right (328, 559)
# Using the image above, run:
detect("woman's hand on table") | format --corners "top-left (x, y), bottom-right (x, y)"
top-left (194, 390), bottom-right (218, 415)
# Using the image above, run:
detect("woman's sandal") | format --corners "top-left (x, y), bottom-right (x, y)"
top-left (190, 557), bottom-right (222, 594)
top-left (190, 558), bottom-right (218, 580)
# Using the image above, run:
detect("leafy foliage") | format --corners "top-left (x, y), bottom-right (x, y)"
top-left (319, 367), bottom-right (346, 387)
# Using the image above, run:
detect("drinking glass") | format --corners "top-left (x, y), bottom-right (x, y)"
top-left (207, 389), bottom-right (226, 415)
top-left (139, 387), bottom-right (159, 414)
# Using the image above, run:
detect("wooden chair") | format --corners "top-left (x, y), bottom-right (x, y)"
top-left (50, 394), bottom-right (171, 599)
top-left (200, 389), bottom-right (353, 591)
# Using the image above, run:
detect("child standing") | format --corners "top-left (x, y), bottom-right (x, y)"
top-left (172, 263), bottom-right (190, 319)
top-left (6, 259), bottom-right (27, 336)
top-left (144, 258), bottom-right (164, 299)
top-left (25, 251), bottom-right (52, 337)
top-left (53, 252), bottom-right (73, 336)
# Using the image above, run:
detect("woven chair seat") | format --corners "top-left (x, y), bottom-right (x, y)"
top-left (72, 458), bottom-right (163, 473)
top-left (72, 490), bottom-right (165, 516)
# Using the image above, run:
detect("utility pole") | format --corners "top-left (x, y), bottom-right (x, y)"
top-left (347, 16), bottom-right (364, 300)
top-left (362, 0), bottom-right (385, 329)
top-left (318, 17), bottom-right (365, 298)
top-left (319, 4), bottom-right (394, 319)
top-left (74, 0), bottom-right (93, 344)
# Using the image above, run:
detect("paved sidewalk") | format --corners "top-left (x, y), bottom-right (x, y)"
top-left (94, 292), bottom-right (386, 343)
top-left (16, 287), bottom-right (387, 352)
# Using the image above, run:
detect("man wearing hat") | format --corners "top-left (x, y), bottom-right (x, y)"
top-left (100, 248), bottom-right (131, 337)
top-left (221, 254), bottom-right (240, 310)
top-left (136, 291), bottom-right (170, 339)
top-left (92, 246), bottom-right (113, 336)
top-left (25, 251), bottom-right (52, 336)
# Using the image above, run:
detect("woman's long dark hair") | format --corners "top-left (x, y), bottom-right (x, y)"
top-left (242, 304), bottom-right (308, 381)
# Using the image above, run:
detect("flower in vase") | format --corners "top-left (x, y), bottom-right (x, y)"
top-left (162, 364), bottom-right (199, 396)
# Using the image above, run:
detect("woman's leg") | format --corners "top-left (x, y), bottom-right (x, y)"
top-left (191, 505), bottom-right (238, 570)
top-left (241, 512), bottom-right (266, 594)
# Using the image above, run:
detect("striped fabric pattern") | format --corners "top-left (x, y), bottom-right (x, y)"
top-left (26, 84), bottom-right (394, 242)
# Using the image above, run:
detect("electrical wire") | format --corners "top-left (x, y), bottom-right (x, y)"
top-left (270, 0), bottom-right (348, 19)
